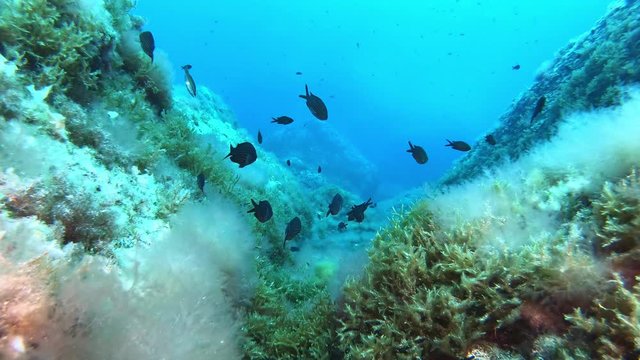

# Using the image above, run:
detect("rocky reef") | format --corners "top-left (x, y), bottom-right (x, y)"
top-left (0, 1), bottom-right (365, 358)
top-left (440, 0), bottom-right (640, 186)
top-left (1, 0), bottom-right (639, 359)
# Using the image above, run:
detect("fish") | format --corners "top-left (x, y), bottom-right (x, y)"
top-left (299, 84), bottom-right (328, 120)
top-left (445, 139), bottom-right (471, 152)
top-left (197, 172), bottom-right (205, 193)
top-left (485, 134), bottom-right (496, 145)
top-left (318, 166), bottom-right (322, 173)
top-left (406, 141), bottom-right (428, 164)
top-left (247, 199), bottom-right (273, 223)
top-left (284, 216), bottom-right (302, 247)
top-left (286, 159), bottom-right (291, 166)
top-left (347, 198), bottom-right (373, 223)
top-left (326, 193), bottom-right (343, 217)
top-left (338, 221), bottom-right (348, 231)
top-left (296, 71), bottom-right (303, 75)
top-left (257, 130), bottom-right (263, 144)
top-left (271, 116), bottom-right (294, 125)
top-left (181, 64), bottom-right (196, 97)
top-left (290, 246), bottom-right (300, 252)
top-left (531, 95), bottom-right (546, 122)
top-left (139, 31), bottom-right (155, 62)
top-left (512, 64), bottom-right (520, 70)
top-left (224, 142), bottom-right (257, 168)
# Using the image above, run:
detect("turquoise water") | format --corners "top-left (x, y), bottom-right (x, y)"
top-left (134, 0), bottom-right (611, 198)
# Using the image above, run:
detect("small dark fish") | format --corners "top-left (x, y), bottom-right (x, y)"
top-left (139, 31), bottom-right (155, 62)
top-left (347, 198), bottom-right (373, 223)
top-left (462, 356), bottom-right (475, 360)
top-left (181, 64), bottom-right (196, 97)
top-left (326, 193), bottom-right (343, 217)
top-left (296, 71), bottom-right (303, 75)
top-left (247, 199), bottom-right (273, 223)
top-left (224, 142), bottom-right (257, 168)
top-left (406, 141), bottom-right (428, 164)
top-left (197, 172), bottom-right (205, 193)
top-left (284, 216), bottom-right (302, 247)
top-left (290, 246), bottom-right (300, 252)
top-left (531, 95), bottom-right (546, 122)
top-left (338, 221), bottom-right (348, 231)
top-left (299, 84), bottom-right (328, 120)
top-left (445, 139), bottom-right (471, 152)
top-left (271, 116), bottom-right (294, 125)
top-left (257, 130), bottom-right (263, 144)
top-left (485, 134), bottom-right (496, 145)
top-left (317, 166), bottom-right (322, 173)
top-left (512, 64), bottom-right (520, 70)
top-left (286, 159), bottom-right (291, 166)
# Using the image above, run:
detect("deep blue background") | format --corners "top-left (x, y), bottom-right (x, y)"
top-left (133, 0), bottom-right (612, 199)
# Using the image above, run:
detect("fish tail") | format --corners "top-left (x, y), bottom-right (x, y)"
top-left (407, 141), bottom-right (414, 151)
top-left (223, 144), bottom-right (233, 159)
top-left (326, 209), bottom-right (331, 217)
top-left (299, 84), bottom-right (310, 99)
top-left (445, 139), bottom-right (453, 146)
top-left (271, 118), bottom-right (278, 122)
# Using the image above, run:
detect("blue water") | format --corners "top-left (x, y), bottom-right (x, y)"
top-left (134, 0), bottom-right (611, 199)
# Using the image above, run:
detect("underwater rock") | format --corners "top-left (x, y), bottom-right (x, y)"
top-left (440, 1), bottom-right (640, 186)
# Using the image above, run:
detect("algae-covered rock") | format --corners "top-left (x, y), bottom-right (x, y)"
top-left (441, 1), bottom-right (640, 186)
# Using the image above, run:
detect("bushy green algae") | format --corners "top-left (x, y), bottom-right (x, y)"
top-left (242, 259), bottom-right (337, 359)
top-left (336, 197), bottom-right (637, 359)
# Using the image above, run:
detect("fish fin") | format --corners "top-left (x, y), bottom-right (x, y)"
top-left (305, 84), bottom-right (309, 97)
top-left (445, 139), bottom-right (453, 147)
top-left (298, 94), bottom-right (308, 100)
top-left (251, 199), bottom-right (258, 207)
top-left (271, 118), bottom-right (278, 122)
top-left (326, 209), bottom-right (331, 217)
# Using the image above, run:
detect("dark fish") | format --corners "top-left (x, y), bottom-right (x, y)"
top-left (485, 134), bottom-right (496, 145)
top-left (181, 64), bottom-right (196, 97)
top-left (257, 130), bottom-right (263, 144)
top-left (347, 198), bottom-right (373, 223)
top-left (445, 139), bottom-right (471, 152)
top-left (406, 141), bottom-right (428, 164)
top-left (290, 246), bottom-right (300, 252)
top-left (247, 199), bottom-right (273, 223)
top-left (286, 159), bottom-right (291, 166)
top-left (271, 116), bottom-right (294, 125)
top-left (284, 216), bottom-right (302, 247)
top-left (512, 64), bottom-right (520, 70)
top-left (338, 221), bottom-right (348, 231)
top-left (139, 31), bottom-right (155, 62)
top-left (299, 84), bottom-right (328, 120)
top-left (296, 71), bottom-right (303, 75)
top-left (531, 95), bottom-right (546, 122)
top-left (318, 166), bottom-right (322, 173)
top-left (326, 193), bottom-right (343, 217)
top-left (197, 172), bottom-right (205, 193)
top-left (224, 142), bottom-right (257, 168)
